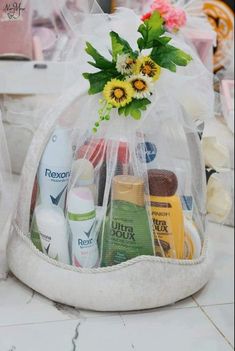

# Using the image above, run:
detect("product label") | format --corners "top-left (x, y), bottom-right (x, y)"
top-left (136, 142), bottom-right (157, 164)
top-left (101, 201), bottom-right (154, 267)
top-left (38, 165), bottom-right (71, 208)
top-left (1, 1), bottom-right (25, 21)
top-left (70, 218), bottom-right (99, 268)
top-left (151, 196), bottom-right (185, 259)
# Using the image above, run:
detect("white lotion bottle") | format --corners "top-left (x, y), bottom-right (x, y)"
top-left (35, 205), bottom-right (70, 264)
top-left (67, 187), bottom-right (99, 268)
top-left (38, 127), bottom-right (73, 210)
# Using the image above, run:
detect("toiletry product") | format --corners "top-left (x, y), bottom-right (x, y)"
top-left (184, 218), bottom-right (202, 260)
top-left (67, 187), bottom-right (99, 268)
top-left (148, 169), bottom-right (185, 259)
top-left (98, 141), bottom-right (129, 206)
top-left (37, 127), bottom-right (73, 210)
top-left (71, 159), bottom-right (96, 201)
top-left (101, 175), bottom-right (154, 267)
top-left (77, 139), bottom-right (105, 168)
top-left (35, 205), bottom-right (70, 264)
top-left (0, 0), bottom-right (33, 60)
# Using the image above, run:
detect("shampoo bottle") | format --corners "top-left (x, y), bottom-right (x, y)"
top-left (101, 175), bottom-right (154, 267)
top-left (67, 187), bottom-right (99, 268)
top-left (35, 205), bottom-right (70, 264)
top-left (148, 169), bottom-right (185, 259)
top-left (37, 127), bottom-right (73, 210)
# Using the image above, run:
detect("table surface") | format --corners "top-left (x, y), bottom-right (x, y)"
top-left (0, 221), bottom-right (233, 351)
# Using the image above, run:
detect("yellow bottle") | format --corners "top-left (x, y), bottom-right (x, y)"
top-left (148, 170), bottom-right (185, 259)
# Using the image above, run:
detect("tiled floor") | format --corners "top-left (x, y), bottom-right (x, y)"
top-left (0, 221), bottom-right (234, 351)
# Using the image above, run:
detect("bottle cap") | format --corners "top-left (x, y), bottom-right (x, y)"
top-left (73, 159), bottom-right (95, 186)
top-left (67, 187), bottom-right (95, 215)
top-left (148, 170), bottom-right (178, 197)
top-left (40, 127), bottom-right (73, 168)
top-left (112, 175), bottom-right (145, 207)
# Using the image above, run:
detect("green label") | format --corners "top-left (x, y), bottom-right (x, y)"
top-left (101, 201), bottom-right (154, 267)
top-left (68, 210), bottom-right (96, 222)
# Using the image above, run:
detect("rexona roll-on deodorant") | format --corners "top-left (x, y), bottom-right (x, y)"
top-left (67, 187), bottom-right (99, 268)
top-left (35, 205), bottom-right (70, 264)
top-left (38, 127), bottom-right (73, 210)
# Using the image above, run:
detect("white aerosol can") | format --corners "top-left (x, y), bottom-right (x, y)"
top-left (38, 127), bottom-right (73, 210)
top-left (67, 187), bottom-right (99, 268)
top-left (35, 205), bottom-right (70, 264)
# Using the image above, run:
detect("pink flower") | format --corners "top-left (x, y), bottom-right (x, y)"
top-left (151, 0), bottom-right (171, 16)
top-left (164, 8), bottom-right (187, 31)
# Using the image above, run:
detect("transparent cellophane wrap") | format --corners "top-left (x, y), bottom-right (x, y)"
top-left (0, 114), bottom-right (12, 279)
top-left (28, 88), bottom-right (209, 269)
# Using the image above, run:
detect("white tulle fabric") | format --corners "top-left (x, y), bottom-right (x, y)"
top-left (0, 110), bottom-right (12, 279)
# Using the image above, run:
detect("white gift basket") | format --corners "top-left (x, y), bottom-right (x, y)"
top-left (8, 7), bottom-right (214, 311)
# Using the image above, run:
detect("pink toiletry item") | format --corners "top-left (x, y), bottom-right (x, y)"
top-left (0, 0), bottom-right (33, 60)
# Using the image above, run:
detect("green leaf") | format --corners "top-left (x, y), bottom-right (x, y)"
top-left (83, 70), bottom-right (119, 95)
top-left (138, 11), bottom-right (165, 51)
top-left (85, 42), bottom-right (115, 70)
top-left (118, 98), bottom-right (151, 120)
top-left (151, 44), bottom-right (192, 72)
top-left (131, 109), bottom-right (141, 120)
top-left (110, 31), bottom-right (136, 61)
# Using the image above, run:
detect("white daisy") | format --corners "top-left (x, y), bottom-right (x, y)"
top-left (127, 74), bottom-right (153, 99)
top-left (116, 54), bottom-right (136, 75)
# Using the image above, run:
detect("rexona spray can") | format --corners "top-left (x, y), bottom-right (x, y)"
top-left (38, 127), bottom-right (73, 210)
top-left (35, 205), bottom-right (70, 264)
top-left (67, 187), bottom-right (99, 268)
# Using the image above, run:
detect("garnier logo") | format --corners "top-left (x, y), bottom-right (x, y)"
top-left (111, 221), bottom-right (136, 241)
top-left (153, 219), bottom-right (169, 233)
top-left (45, 169), bottom-right (71, 179)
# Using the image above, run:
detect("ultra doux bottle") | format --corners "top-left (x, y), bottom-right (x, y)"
top-left (148, 170), bottom-right (185, 259)
top-left (101, 175), bottom-right (154, 267)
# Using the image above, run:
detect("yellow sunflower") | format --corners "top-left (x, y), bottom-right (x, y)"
top-left (103, 79), bottom-right (134, 108)
top-left (135, 56), bottom-right (161, 81)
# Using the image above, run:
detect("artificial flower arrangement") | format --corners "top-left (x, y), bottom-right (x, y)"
top-left (83, 11), bottom-right (192, 131)
top-left (142, 0), bottom-right (187, 32)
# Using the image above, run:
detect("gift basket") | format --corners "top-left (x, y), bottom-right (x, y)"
top-left (0, 111), bottom-right (13, 279)
top-left (7, 5), bottom-right (214, 311)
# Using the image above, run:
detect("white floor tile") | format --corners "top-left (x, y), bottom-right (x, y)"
top-left (203, 304), bottom-right (234, 347)
top-left (121, 307), bottom-right (233, 351)
top-left (0, 317), bottom-right (133, 351)
top-left (0, 277), bottom-right (71, 327)
top-left (194, 223), bottom-right (234, 306)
